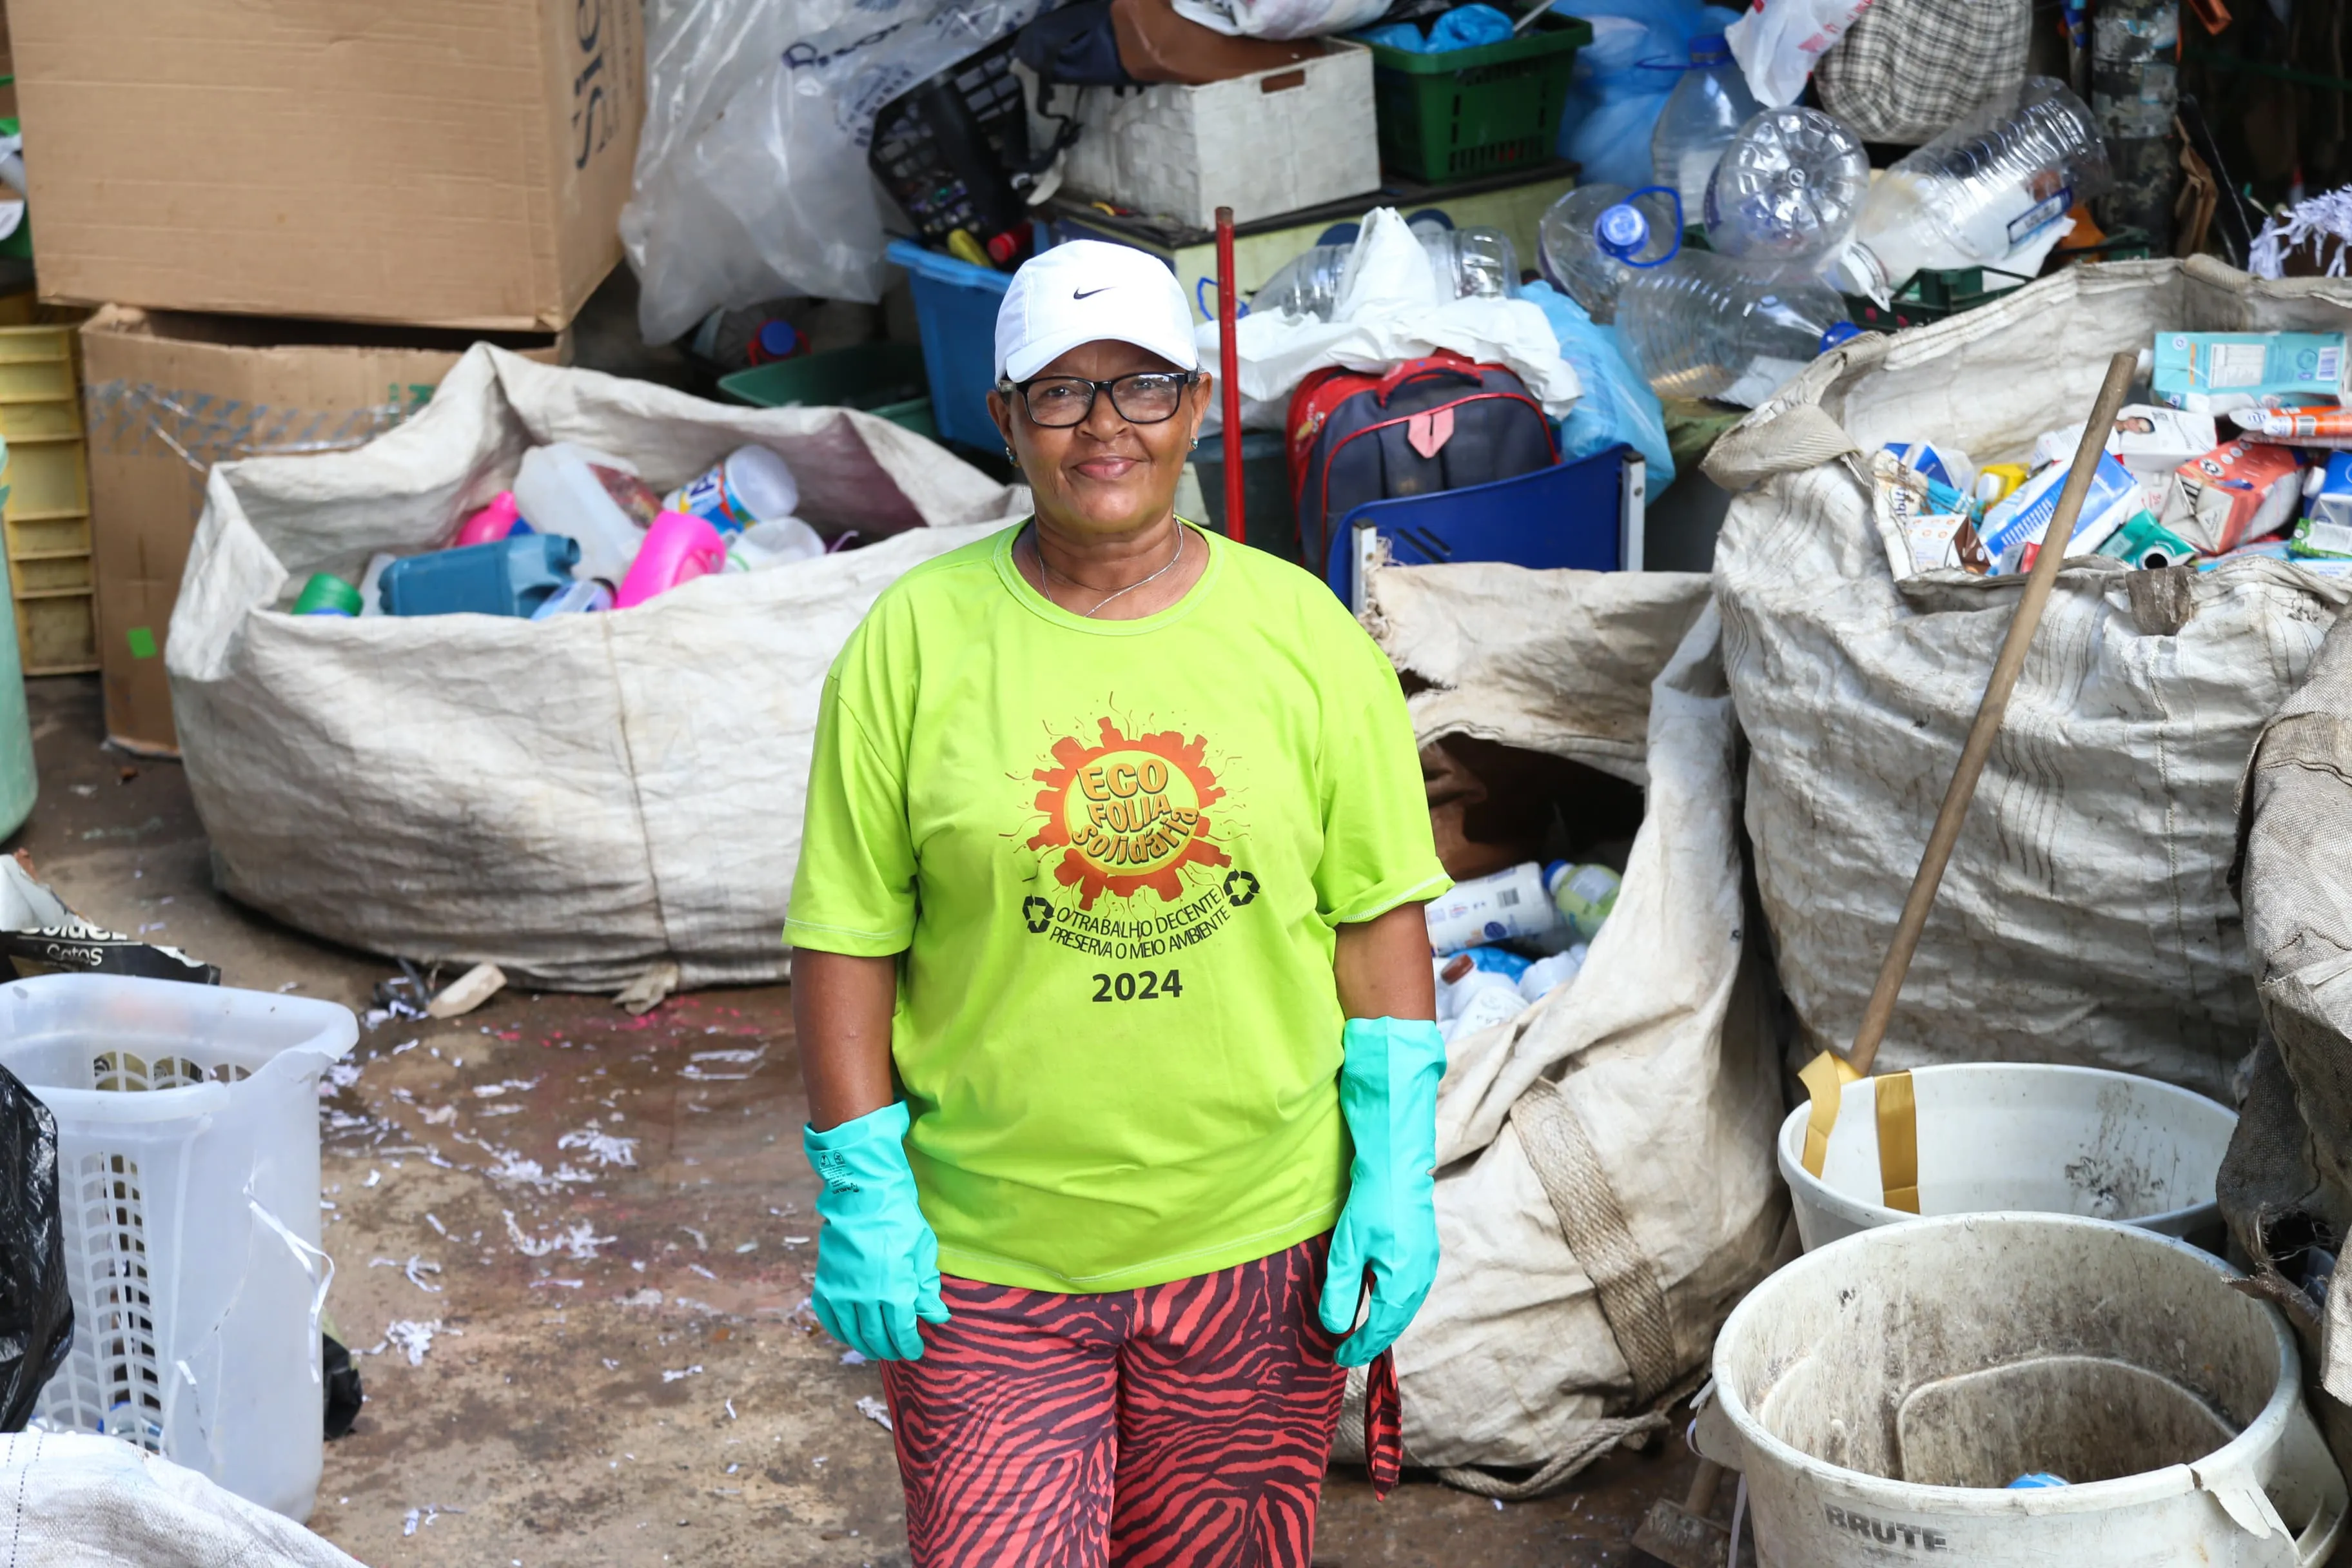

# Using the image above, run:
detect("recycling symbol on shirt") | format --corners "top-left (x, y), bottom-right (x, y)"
top-left (1022, 896), bottom-right (1054, 934)
top-left (1224, 870), bottom-right (1260, 908)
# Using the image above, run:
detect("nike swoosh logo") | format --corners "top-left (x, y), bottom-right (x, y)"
top-left (1073, 287), bottom-right (1113, 299)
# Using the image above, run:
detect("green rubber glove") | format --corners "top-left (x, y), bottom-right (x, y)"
top-left (803, 1101), bottom-right (950, 1361)
top-left (1318, 1016), bottom-right (1446, 1367)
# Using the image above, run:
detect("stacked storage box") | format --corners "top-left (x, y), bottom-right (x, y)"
top-left (9, 0), bottom-right (642, 749)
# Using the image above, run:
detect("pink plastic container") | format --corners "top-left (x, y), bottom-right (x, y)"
top-left (614, 511), bottom-right (727, 609)
top-left (453, 491), bottom-right (524, 547)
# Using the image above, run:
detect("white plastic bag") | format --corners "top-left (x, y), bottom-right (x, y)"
top-left (1726, 0), bottom-right (1876, 106)
top-left (1204, 208), bottom-right (1582, 429)
top-left (620, 0), bottom-right (1050, 342)
top-left (1169, 0), bottom-right (1389, 39)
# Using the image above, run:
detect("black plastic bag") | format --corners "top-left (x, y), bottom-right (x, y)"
top-left (322, 1333), bottom-right (364, 1440)
top-left (0, 1063), bottom-right (72, 1431)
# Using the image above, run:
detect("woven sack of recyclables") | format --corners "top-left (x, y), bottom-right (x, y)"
top-left (168, 346), bottom-right (1026, 992)
top-left (1709, 257), bottom-right (2352, 1101)
top-left (1329, 559), bottom-right (1788, 1494)
top-left (0, 1432), bottom-right (360, 1566)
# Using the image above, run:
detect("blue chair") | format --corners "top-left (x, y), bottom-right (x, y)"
top-left (1323, 444), bottom-right (1648, 609)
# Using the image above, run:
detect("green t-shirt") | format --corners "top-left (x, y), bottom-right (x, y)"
top-left (786, 522), bottom-right (1447, 1293)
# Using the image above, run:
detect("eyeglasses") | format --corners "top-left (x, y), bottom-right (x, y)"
top-left (1000, 370), bottom-right (1200, 429)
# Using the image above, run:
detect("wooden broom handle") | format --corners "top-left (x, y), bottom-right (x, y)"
top-left (1845, 349), bottom-right (2139, 1077)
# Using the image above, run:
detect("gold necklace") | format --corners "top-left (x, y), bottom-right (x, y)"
top-left (1025, 521), bottom-right (1186, 617)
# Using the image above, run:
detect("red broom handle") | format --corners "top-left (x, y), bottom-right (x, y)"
top-left (1215, 205), bottom-right (1244, 544)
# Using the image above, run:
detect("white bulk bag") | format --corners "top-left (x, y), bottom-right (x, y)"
top-left (0, 1433), bottom-right (360, 1565)
top-left (168, 346), bottom-right (1026, 990)
top-left (1343, 561), bottom-right (1789, 1493)
top-left (1709, 257), bottom-right (2352, 1100)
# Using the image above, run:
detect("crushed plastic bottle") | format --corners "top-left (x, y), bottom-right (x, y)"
top-left (1703, 106), bottom-right (1870, 271)
top-left (1617, 248), bottom-right (1856, 406)
top-left (1537, 183), bottom-right (1683, 324)
top-left (1651, 35), bottom-right (1761, 225)
top-left (1252, 226), bottom-right (1521, 320)
top-left (1830, 77), bottom-right (2111, 304)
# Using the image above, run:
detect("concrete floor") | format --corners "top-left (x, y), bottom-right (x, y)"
top-left (12, 673), bottom-right (1714, 1567)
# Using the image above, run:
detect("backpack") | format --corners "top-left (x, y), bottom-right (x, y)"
top-left (1286, 352), bottom-right (1558, 569)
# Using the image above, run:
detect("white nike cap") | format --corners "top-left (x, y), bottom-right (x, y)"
top-left (993, 240), bottom-right (1199, 383)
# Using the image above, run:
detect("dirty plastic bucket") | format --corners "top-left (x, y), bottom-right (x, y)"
top-left (1697, 1213), bottom-right (2348, 1567)
top-left (1776, 1062), bottom-right (2235, 1252)
top-left (0, 975), bottom-right (356, 1521)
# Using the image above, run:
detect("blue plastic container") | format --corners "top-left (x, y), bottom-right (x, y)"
top-left (887, 238), bottom-right (1015, 452)
top-left (1322, 444), bottom-right (1638, 602)
top-left (378, 533), bottom-right (582, 618)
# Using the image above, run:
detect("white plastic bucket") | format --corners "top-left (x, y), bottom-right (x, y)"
top-left (0, 975), bottom-right (355, 1522)
top-left (1698, 1213), bottom-right (2348, 1567)
top-left (1776, 1062), bottom-right (2235, 1252)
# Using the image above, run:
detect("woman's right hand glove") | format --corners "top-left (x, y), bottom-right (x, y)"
top-left (802, 1100), bottom-right (950, 1360)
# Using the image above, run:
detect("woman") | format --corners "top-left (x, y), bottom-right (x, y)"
top-left (787, 239), bottom-right (1449, 1566)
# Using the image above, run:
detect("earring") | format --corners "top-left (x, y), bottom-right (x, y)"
top-left (1189, 437), bottom-right (1199, 449)
top-left (1004, 446), bottom-right (1015, 460)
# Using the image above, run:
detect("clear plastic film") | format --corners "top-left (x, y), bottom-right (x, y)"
top-left (620, 0), bottom-right (1052, 342)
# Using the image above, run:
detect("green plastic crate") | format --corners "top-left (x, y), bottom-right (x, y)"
top-left (719, 342), bottom-right (938, 440)
top-left (1365, 14), bottom-right (1592, 184)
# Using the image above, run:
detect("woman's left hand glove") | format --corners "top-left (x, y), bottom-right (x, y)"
top-left (1318, 1017), bottom-right (1446, 1367)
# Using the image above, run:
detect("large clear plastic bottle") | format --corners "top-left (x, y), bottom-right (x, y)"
top-left (1651, 35), bottom-right (1761, 226)
top-left (1536, 184), bottom-right (1682, 324)
top-left (1830, 77), bottom-right (2112, 303)
top-left (1252, 226), bottom-right (1521, 318)
top-left (1617, 248), bottom-right (1856, 406)
top-left (1703, 106), bottom-right (1870, 272)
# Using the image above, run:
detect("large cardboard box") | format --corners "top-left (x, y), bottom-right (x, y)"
top-left (84, 306), bottom-right (562, 753)
top-left (14, 0), bottom-right (643, 330)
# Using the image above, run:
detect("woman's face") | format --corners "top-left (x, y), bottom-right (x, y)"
top-left (989, 339), bottom-right (1214, 540)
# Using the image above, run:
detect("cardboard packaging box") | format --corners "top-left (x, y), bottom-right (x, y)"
top-left (12, 0), bottom-right (643, 330)
top-left (84, 307), bottom-right (562, 753)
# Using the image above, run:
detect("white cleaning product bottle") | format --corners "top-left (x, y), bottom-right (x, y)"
top-left (511, 442), bottom-right (662, 585)
top-left (1424, 861), bottom-right (1565, 954)
top-left (665, 445), bottom-right (801, 532)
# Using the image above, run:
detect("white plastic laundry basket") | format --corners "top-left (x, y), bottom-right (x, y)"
top-left (0, 975), bottom-right (355, 1522)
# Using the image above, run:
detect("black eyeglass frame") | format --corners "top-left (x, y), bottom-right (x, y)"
top-left (995, 369), bottom-right (1203, 428)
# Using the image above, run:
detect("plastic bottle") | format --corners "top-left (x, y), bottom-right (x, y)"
top-left (1517, 943), bottom-right (1589, 1003)
top-left (725, 515), bottom-right (828, 573)
top-left (1830, 77), bottom-right (2111, 304)
top-left (1616, 248), bottom-right (1856, 405)
top-left (1537, 184), bottom-right (1682, 324)
top-left (1651, 35), bottom-right (1761, 226)
top-left (1702, 106), bottom-right (1869, 271)
top-left (511, 444), bottom-right (663, 585)
top-left (1546, 863), bottom-right (1622, 940)
top-left (1424, 861), bottom-right (1565, 954)
top-left (1444, 981), bottom-right (1527, 1043)
top-left (663, 446), bottom-right (801, 533)
top-left (1420, 226), bottom-right (1520, 302)
top-left (291, 574), bottom-right (361, 616)
top-left (529, 579), bottom-right (614, 620)
top-left (453, 491), bottom-right (525, 548)
top-left (378, 533), bottom-right (583, 618)
top-left (614, 511), bottom-right (727, 610)
top-left (1252, 226), bottom-right (1522, 320)
top-left (1434, 952), bottom-right (1522, 1023)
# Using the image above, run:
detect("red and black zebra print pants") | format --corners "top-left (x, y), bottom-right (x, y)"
top-left (879, 1233), bottom-right (1353, 1567)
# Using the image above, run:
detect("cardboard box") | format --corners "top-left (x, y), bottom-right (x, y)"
top-left (12, 0), bottom-right (642, 330)
top-left (84, 306), bottom-right (562, 754)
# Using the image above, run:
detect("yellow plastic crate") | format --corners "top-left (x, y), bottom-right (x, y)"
top-left (0, 324), bottom-right (96, 674)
